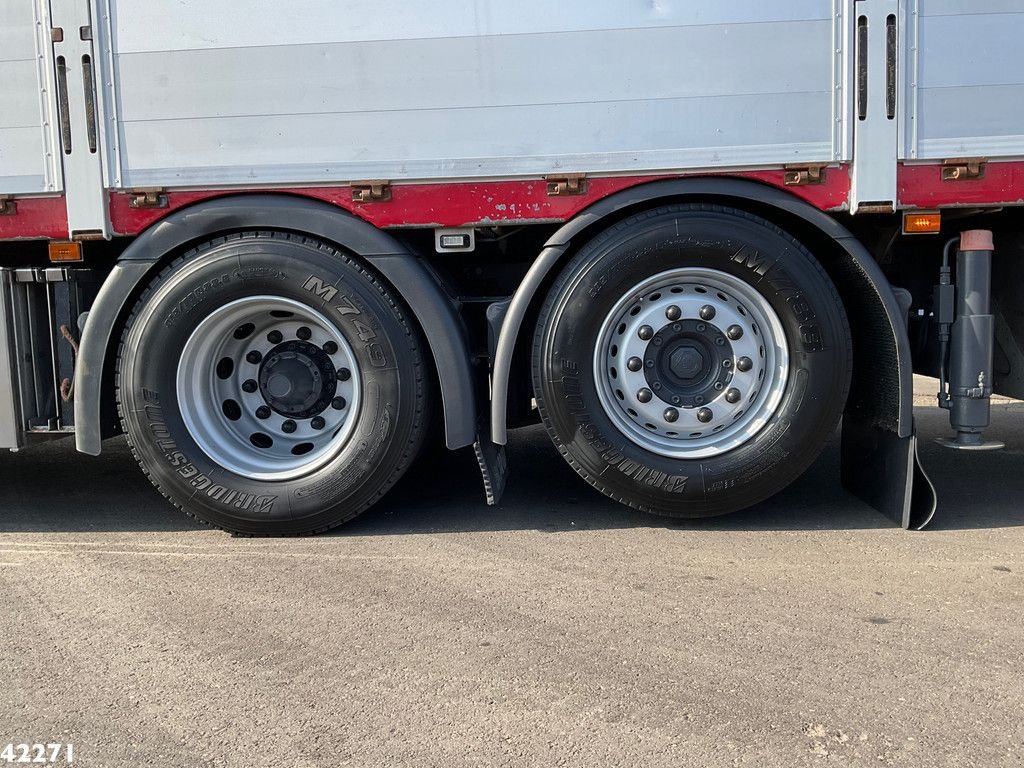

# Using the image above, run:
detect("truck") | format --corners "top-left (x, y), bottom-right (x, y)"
top-left (1, 0), bottom-right (1020, 534)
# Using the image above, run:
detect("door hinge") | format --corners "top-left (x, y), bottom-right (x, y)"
top-left (0, 196), bottom-right (16, 216)
top-left (783, 165), bottom-right (826, 186)
top-left (941, 159), bottom-right (986, 182)
top-left (351, 180), bottom-right (392, 203)
top-left (128, 188), bottom-right (168, 209)
top-left (545, 174), bottom-right (587, 196)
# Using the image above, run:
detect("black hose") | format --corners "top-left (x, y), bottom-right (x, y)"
top-left (937, 237), bottom-right (959, 408)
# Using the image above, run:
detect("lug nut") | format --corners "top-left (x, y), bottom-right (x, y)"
top-left (665, 305), bottom-right (681, 321)
top-left (267, 330), bottom-right (283, 344)
top-left (699, 304), bottom-right (716, 321)
top-left (627, 356), bottom-right (643, 372)
top-left (246, 350), bottom-right (263, 365)
top-left (638, 325), bottom-right (654, 341)
top-left (282, 420), bottom-right (297, 434)
top-left (726, 324), bottom-right (743, 340)
top-left (725, 388), bottom-right (741, 404)
top-left (337, 367), bottom-right (351, 382)
top-left (296, 326), bottom-right (312, 341)
top-left (323, 340), bottom-right (338, 355)
top-left (332, 396), bottom-right (347, 410)
top-left (637, 388), bottom-right (653, 404)
top-left (697, 407), bottom-right (713, 423)
top-left (255, 405), bottom-right (271, 420)
top-left (242, 379), bottom-right (258, 393)
top-left (311, 416), bottom-right (326, 430)
top-left (737, 356), bottom-right (753, 372)
top-left (663, 407), bottom-right (679, 423)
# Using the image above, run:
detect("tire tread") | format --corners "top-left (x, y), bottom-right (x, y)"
top-left (115, 230), bottom-right (429, 536)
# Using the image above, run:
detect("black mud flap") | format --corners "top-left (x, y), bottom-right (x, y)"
top-left (473, 431), bottom-right (509, 506)
top-left (841, 417), bottom-right (937, 530)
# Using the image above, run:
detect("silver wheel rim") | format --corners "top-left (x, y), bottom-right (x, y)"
top-left (177, 296), bottom-right (361, 481)
top-left (593, 268), bottom-right (788, 459)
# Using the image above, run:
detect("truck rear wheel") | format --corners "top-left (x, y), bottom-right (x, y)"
top-left (117, 231), bottom-right (429, 535)
top-left (533, 204), bottom-right (851, 517)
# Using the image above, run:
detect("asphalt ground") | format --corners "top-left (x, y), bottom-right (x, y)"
top-left (1, 378), bottom-right (1021, 767)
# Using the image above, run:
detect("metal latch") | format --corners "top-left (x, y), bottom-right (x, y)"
top-left (128, 188), bottom-right (168, 209)
top-left (13, 268), bottom-right (71, 283)
top-left (941, 159), bottom-right (986, 182)
top-left (545, 174), bottom-right (587, 196)
top-left (0, 196), bottom-right (15, 216)
top-left (783, 165), bottom-right (826, 186)
top-left (351, 181), bottom-right (392, 203)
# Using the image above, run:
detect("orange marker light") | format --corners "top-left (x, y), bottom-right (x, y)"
top-left (902, 212), bottom-right (942, 235)
top-left (48, 241), bottom-right (83, 263)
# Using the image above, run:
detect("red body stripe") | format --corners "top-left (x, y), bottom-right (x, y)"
top-left (0, 196), bottom-right (68, 241)
top-left (8, 162), bottom-right (1024, 241)
top-left (898, 161), bottom-right (1024, 208)
top-left (107, 168), bottom-right (851, 237)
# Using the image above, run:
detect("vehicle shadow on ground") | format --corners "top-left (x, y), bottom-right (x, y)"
top-left (0, 409), bottom-right (1021, 534)
top-left (351, 413), bottom-right (1024, 536)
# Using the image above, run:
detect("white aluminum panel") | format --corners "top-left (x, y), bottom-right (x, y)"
top-left (108, 0), bottom-right (834, 53)
top-left (101, 0), bottom-right (844, 189)
top-left (0, 2), bottom-right (62, 195)
top-left (0, 5), bottom-right (40, 62)
top-left (902, 0), bottom-right (1024, 160)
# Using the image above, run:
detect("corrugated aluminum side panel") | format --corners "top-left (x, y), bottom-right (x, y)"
top-left (902, 0), bottom-right (1024, 160)
top-left (96, 0), bottom-right (846, 188)
top-left (0, 2), bottom-right (62, 195)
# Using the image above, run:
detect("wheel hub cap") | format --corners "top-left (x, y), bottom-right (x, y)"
top-left (668, 345), bottom-right (704, 380)
top-left (258, 340), bottom-right (337, 418)
top-left (644, 320), bottom-right (734, 408)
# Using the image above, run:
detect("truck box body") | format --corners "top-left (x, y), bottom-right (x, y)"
top-left (2, 1), bottom-right (1023, 236)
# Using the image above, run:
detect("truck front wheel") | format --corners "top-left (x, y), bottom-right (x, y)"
top-left (116, 231), bottom-right (429, 535)
top-left (532, 204), bottom-right (852, 517)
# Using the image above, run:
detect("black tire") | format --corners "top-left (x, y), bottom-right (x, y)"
top-left (532, 204), bottom-right (852, 517)
top-left (116, 231), bottom-right (430, 535)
